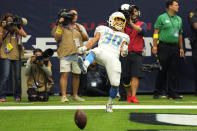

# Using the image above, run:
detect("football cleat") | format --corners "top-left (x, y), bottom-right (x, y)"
top-left (77, 56), bottom-right (87, 74)
top-left (106, 103), bottom-right (113, 113)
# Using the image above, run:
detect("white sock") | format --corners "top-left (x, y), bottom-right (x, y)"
top-left (84, 60), bottom-right (90, 68)
top-left (108, 97), bottom-right (113, 104)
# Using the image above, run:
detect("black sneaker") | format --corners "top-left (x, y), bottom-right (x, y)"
top-left (153, 95), bottom-right (159, 99)
top-left (118, 97), bottom-right (126, 101)
top-left (168, 95), bottom-right (183, 99)
top-left (161, 95), bottom-right (167, 99)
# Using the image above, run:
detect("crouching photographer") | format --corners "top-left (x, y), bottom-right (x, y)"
top-left (25, 48), bottom-right (54, 102)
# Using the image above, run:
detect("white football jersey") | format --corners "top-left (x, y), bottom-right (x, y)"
top-left (94, 25), bottom-right (130, 58)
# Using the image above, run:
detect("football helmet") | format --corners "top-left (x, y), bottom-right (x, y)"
top-left (108, 11), bottom-right (126, 31)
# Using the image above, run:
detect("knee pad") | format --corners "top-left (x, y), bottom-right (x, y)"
top-left (122, 77), bottom-right (130, 88)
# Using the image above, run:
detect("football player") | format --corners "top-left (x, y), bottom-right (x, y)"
top-left (77, 11), bottom-right (130, 112)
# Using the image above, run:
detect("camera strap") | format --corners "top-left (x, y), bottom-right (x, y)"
top-left (32, 65), bottom-right (48, 94)
top-left (3, 31), bottom-right (9, 41)
top-left (31, 65), bottom-right (41, 88)
top-left (166, 13), bottom-right (180, 38)
top-left (0, 31), bottom-right (9, 47)
top-left (38, 65), bottom-right (48, 96)
top-left (16, 34), bottom-right (22, 61)
top-left (0, 31), bottom-right (9, 56)
top-left (43, 72), bottom-right (48, 96)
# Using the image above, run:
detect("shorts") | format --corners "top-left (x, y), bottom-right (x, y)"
top-left (121, 52), bottom-right (144, 79)
top-left (91, 47), bottom-right (121, 87)
top-left (60, 59), bottom-right (81, 74)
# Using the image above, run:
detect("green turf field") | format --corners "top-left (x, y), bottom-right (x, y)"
top-left (1, 95), bottom-right (197, 131)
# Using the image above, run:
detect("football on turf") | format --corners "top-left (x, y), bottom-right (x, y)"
top-left (74, 109), bottom-right (87, 129)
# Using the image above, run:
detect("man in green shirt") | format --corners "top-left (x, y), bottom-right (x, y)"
top-left (152, 0), bottom-right (185, 99)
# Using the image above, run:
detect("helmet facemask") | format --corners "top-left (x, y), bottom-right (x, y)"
top-left (111, 16), bottom-right (126, 31)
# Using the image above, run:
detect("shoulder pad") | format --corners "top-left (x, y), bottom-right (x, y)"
top-left (94, 25), bottom-right (110, 35)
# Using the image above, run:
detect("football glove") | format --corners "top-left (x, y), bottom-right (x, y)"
top-left (121, 44), bottom-right (128, 57)
top-left (78, 46), bottom-right (87, 54)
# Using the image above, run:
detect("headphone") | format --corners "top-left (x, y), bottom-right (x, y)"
top-left (130, 4), bottom-right (141, 17)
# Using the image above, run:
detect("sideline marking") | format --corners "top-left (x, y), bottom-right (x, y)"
top-left (1, 105), bottom-right (197, 110)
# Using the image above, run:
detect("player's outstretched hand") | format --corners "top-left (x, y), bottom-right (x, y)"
top-left (121, 44), bottom-right (128, 57)
top-left (78, 46), bottom-right (87, 54)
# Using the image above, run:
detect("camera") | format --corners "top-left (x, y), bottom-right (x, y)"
top-left (120, 10), bottom-right (131, 21)
top-left (141, 59), bottom-right (162, 72)
top-left (13, 16), bottom-right (27, 29)
top-left (119, 4), bottom-right (140, 21)
top-left (119, 4), bottom-right (135, 21)
top-left (34, 49), bottom-right (54, 66)
top-left (119, 4), bottom-right (132, 21)
top-left (5, 16), bottom-right (27, 29)
top-left (57, 9), bottom-right (75, 26)
top-left (35, 55), bottom-right (43, 61)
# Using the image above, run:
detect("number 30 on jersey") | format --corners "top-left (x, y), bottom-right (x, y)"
top-left (102, 32), bottom-right (123, 47)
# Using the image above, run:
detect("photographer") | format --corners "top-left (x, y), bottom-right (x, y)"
top-left (0, 13), bottom-right (27, 102)
top-left (54, 8), bottom-right (89, 102)
top-left (25, 48), bottom-right (53, 102)
top-left (119, 4), bottom-right (147, 103)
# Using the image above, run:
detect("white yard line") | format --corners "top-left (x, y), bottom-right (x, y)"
top-left (1, 105), bottom-right (197, 110)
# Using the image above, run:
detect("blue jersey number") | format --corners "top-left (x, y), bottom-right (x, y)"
top-left (102, 32), bottom-right (123, 47)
